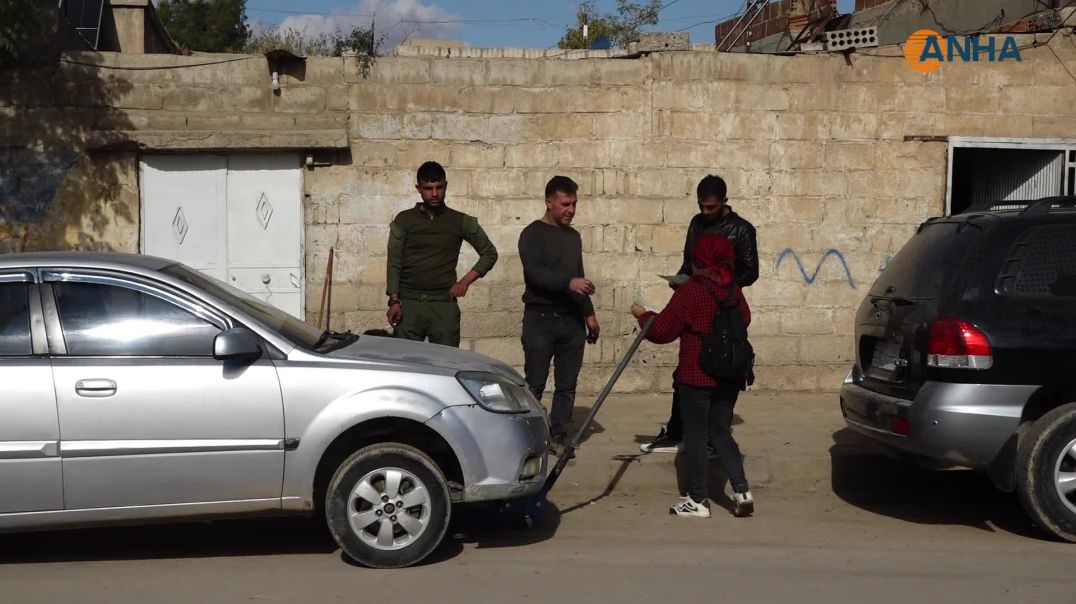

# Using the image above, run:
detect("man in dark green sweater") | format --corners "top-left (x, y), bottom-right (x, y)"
top-left (385, 161), bottom-right (498, 347)
top-left (518, 175), bottom-right (600, 455)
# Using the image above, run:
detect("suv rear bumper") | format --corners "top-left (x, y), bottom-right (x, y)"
top-left (840, 372), bottom-right (1036, 471)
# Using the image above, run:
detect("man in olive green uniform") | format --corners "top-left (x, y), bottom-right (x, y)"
top-left (385, 161), bottom-right (498, 347)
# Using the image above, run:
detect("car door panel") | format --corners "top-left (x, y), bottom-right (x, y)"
top-left (0, 277), bottom-right (63, 514)
top-left (0, 366), bottom-right (63, 514)
top-left (44, 273), bottom-right (285, 510)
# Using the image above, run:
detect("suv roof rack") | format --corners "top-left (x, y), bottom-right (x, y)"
top-left (1019, 196), bottom-right (1076, 216)
top-left (963, 196), bottom-right (1076, 215)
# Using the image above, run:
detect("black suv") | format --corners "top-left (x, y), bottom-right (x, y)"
top-left (841, 196), bottom-right (1076, 542)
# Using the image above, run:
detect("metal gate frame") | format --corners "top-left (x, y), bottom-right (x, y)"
top-left (946, 136), bottom-right (1076, 215)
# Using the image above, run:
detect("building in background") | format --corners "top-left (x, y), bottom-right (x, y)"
top-left (4, 0), bottom-right (1076, 392)
top-left (715, 0), bottom-right (1065, 53)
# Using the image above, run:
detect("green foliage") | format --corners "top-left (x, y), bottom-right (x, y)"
top-left (558, 0), bottom-right (663, 49)
top-left (243, 24), bottom-right (385, 78)
top-left (158, 0), bottom-right (250, 53)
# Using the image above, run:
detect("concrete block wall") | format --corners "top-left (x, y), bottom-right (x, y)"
top-left (299, 36), bottom-right (1076, 394)
top-left (4, 35), bottom-right (1076, 393)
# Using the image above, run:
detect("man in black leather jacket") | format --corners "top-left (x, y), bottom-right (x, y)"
top-left (640, 174), bottom-right (759, 454)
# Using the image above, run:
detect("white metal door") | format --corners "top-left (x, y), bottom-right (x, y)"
top-left (140, 156), bottom-right (228, 282)
top-left (140, 154), bottom-right (303, 318)
top-left (224, 155), bottom-right (304, 318)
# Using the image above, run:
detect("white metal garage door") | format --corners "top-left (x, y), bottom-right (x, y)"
top-left (140, 154), bottom-right (304, 318)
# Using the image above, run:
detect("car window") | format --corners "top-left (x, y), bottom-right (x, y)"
top-left (0, 283), bottom-right (32, 356)
top-left (162, 264), bottom-right (322, 350)
top-left (54, 282), bottom-right (221, 357)
top-left (996, 224), bottom-right (1076, 297)
top-left (870, 220), bottom-right (983, 300)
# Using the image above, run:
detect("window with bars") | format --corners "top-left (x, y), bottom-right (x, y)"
top-left (60, 0), bottom-right (105, 50)
top-left (947, 139), bottom-right (1076, 216)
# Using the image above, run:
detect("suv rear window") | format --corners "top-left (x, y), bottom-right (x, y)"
top-left (870, 220), bottom-right (982, 300)
top-left (996, 224), bottom-right (1076, 297)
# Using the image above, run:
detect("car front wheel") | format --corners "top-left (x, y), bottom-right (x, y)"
top-left (325, 443), bottom-right (451, 568)
top-left (1016, 402), bottom-right (1076, 542)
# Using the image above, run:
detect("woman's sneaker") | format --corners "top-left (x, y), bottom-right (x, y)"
top-left (733, 491), bottom-right (754, 517)
top-left (669, 496), bottom-right (711, 518)
top-left (639, 427), bottom-right (681, 453)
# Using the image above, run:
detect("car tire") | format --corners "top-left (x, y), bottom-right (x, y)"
top-left (325, 443), bottom-right (451, 569)
top-left (1015, 402), bottom-right (1076, 542)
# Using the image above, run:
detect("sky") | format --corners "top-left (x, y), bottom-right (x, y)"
top-left (243, 0), bottom-right (858, 50)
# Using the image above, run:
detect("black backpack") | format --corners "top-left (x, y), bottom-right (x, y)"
top-left (697, 280), bottom-right (755, 386)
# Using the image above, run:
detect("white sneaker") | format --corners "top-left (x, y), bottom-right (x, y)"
top-left (733, 491), bottom-right (754, 517)
top-left (668, 496), bottom-right (711, 518)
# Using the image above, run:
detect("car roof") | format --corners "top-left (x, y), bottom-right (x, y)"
top-left (0, 251), bottom-right (176, 273)
top-left (962, 196), bottom-right (1076, 218)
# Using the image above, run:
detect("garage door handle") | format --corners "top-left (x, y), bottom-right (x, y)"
top-left (75, 379), bottom-right (117, 398)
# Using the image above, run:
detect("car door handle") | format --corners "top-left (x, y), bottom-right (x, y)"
top-left (75, 379), bottom-right (117, 398)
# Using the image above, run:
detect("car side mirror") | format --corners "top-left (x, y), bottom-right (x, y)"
top-left (214, 328), bottom-right (262, 361)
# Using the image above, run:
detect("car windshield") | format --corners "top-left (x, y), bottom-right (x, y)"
top-left (162, 264), bottom-right (324, 349)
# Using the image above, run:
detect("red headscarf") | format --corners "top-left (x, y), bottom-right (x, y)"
top-left (692, 234), bottom-right (736, 286)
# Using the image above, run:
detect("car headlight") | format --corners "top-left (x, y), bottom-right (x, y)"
top-left (457, 371), bottom-right (534, 414)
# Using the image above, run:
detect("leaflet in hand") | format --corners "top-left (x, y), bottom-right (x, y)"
top-left (659, 274), bottom-right (689, 286)
top-left (632, 292), bottom-right (659, 314)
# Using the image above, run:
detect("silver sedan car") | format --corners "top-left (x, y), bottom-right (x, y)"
top-left (0, 252), bottom-right (549, 568)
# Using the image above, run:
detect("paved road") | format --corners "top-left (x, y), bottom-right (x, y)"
top-left (2, 462), bottom-right (1075, 604)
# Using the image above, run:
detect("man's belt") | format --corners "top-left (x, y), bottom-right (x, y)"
top-left (400, 291), bottom-right (454, 302)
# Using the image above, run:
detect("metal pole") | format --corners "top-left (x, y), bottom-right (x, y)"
top-left (718, 0), bottom-right (768, 52)
top-left (542, 315), bottom-right (656, 494)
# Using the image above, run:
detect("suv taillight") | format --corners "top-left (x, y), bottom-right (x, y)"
top-left (927, 317), bottom-right (993, 370)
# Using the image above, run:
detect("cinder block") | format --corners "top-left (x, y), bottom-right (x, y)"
top-left (555, 142), bottom-right (610, 168)
top-left (752, 335), bottom-right (800, 365)
top-left (450, 143), bottom-right (505, 168)
top-left (635, 32), bottom-right (691, 53)
top-left (734, 83), bottom-right (790, 111)
top-left (770, 141), bottom-right (824, 169)
top-left (471, 169), bottom-right (526, 198)
top-left (776, 112), bottom-right (831, 140)
top-left (610, 141), bottom-right (665, 168)
top-left (362, 57), bottom-right (430, 84)
top-left (505, 143), bottom-right (559, 168)
top-left (430, 59), bottom-right (488, 86)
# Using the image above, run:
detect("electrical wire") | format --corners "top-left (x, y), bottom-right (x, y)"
top-left (398, 17), bottom-right (560, 27)
top-left (247, 7), bottom-right (375, 18)
top-left (675, 7), bottom-right (748, 33)
top-left (59, 56), bottom-right (260, 70)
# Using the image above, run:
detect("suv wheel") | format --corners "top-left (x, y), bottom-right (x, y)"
top-left (325, 443), bottom-right (451, 568)
top-left (1016, 403), bottom-right (1076, 542)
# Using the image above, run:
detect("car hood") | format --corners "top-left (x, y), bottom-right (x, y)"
top-left (325, 336), bottom-right (522, 383)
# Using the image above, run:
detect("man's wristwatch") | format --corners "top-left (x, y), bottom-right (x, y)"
top-left (388, 297), bottom-right (401, 307)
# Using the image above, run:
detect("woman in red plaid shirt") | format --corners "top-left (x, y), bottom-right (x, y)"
top-left (631, 233), bottom-right (754, 518)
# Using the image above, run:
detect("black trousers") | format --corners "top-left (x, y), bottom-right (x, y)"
top-left (678, 383), bottom-right (749, 502)
top-left (521, 308), bottom-right (586, 439)
top-left (664, 370), bottom-right (684, 439)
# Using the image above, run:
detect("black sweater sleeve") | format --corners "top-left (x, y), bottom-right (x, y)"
top-left (518, 226), bottom-right (571, 292)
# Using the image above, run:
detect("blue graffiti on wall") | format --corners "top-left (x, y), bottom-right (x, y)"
top-left (775, 248), bottom-right (857, 289)
top-left (0, 147), bottom-right (80, 223)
